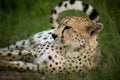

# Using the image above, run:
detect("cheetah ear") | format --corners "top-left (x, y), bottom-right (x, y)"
top-left (87, 23), bottom-right (104, 35)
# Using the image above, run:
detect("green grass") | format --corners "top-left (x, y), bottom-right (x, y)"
top-left (0, 0), bottom-right (120, 80)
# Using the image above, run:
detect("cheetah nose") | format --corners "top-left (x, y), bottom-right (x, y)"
top-left (52, 34), bottom-right (58, 39)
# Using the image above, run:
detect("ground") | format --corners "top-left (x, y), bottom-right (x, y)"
top-left (0, 0), bottom-right (120, 80)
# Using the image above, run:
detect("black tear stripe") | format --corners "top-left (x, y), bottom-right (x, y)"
top-left (61, 26), bottom-right (67, 36)
top-left (61, 26), bottom-right (72, 39)
top-left (89, 9), bottom-right (99, 20)
top-left (82, 2), bottom-right (89, 13)
top-left (61, 27), bottom-right (66, 40)
top-left (61, 29), bottom-right (65, 39)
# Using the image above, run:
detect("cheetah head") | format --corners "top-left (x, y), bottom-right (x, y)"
top-left (52, 16), bottom-right (103, 49)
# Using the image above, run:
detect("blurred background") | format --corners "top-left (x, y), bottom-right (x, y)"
top-left (0, 0), bottom-right (120, 80)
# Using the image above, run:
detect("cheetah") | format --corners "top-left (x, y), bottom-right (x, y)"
top-left (0, 0), bottom-right (103, 76)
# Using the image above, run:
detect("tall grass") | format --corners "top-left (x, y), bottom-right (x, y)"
top-left (0, 0), bottom-right (120, 80)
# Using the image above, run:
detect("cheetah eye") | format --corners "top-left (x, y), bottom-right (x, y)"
top-left (64, 26), bottom-right (72, 30)
top-left (62, 26), bottom-right (72, 34)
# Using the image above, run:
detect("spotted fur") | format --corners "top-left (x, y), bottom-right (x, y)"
top-left (0, 17), bottom-right (104, 76)
top-left (0, 0), bottom-right (103, 77)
